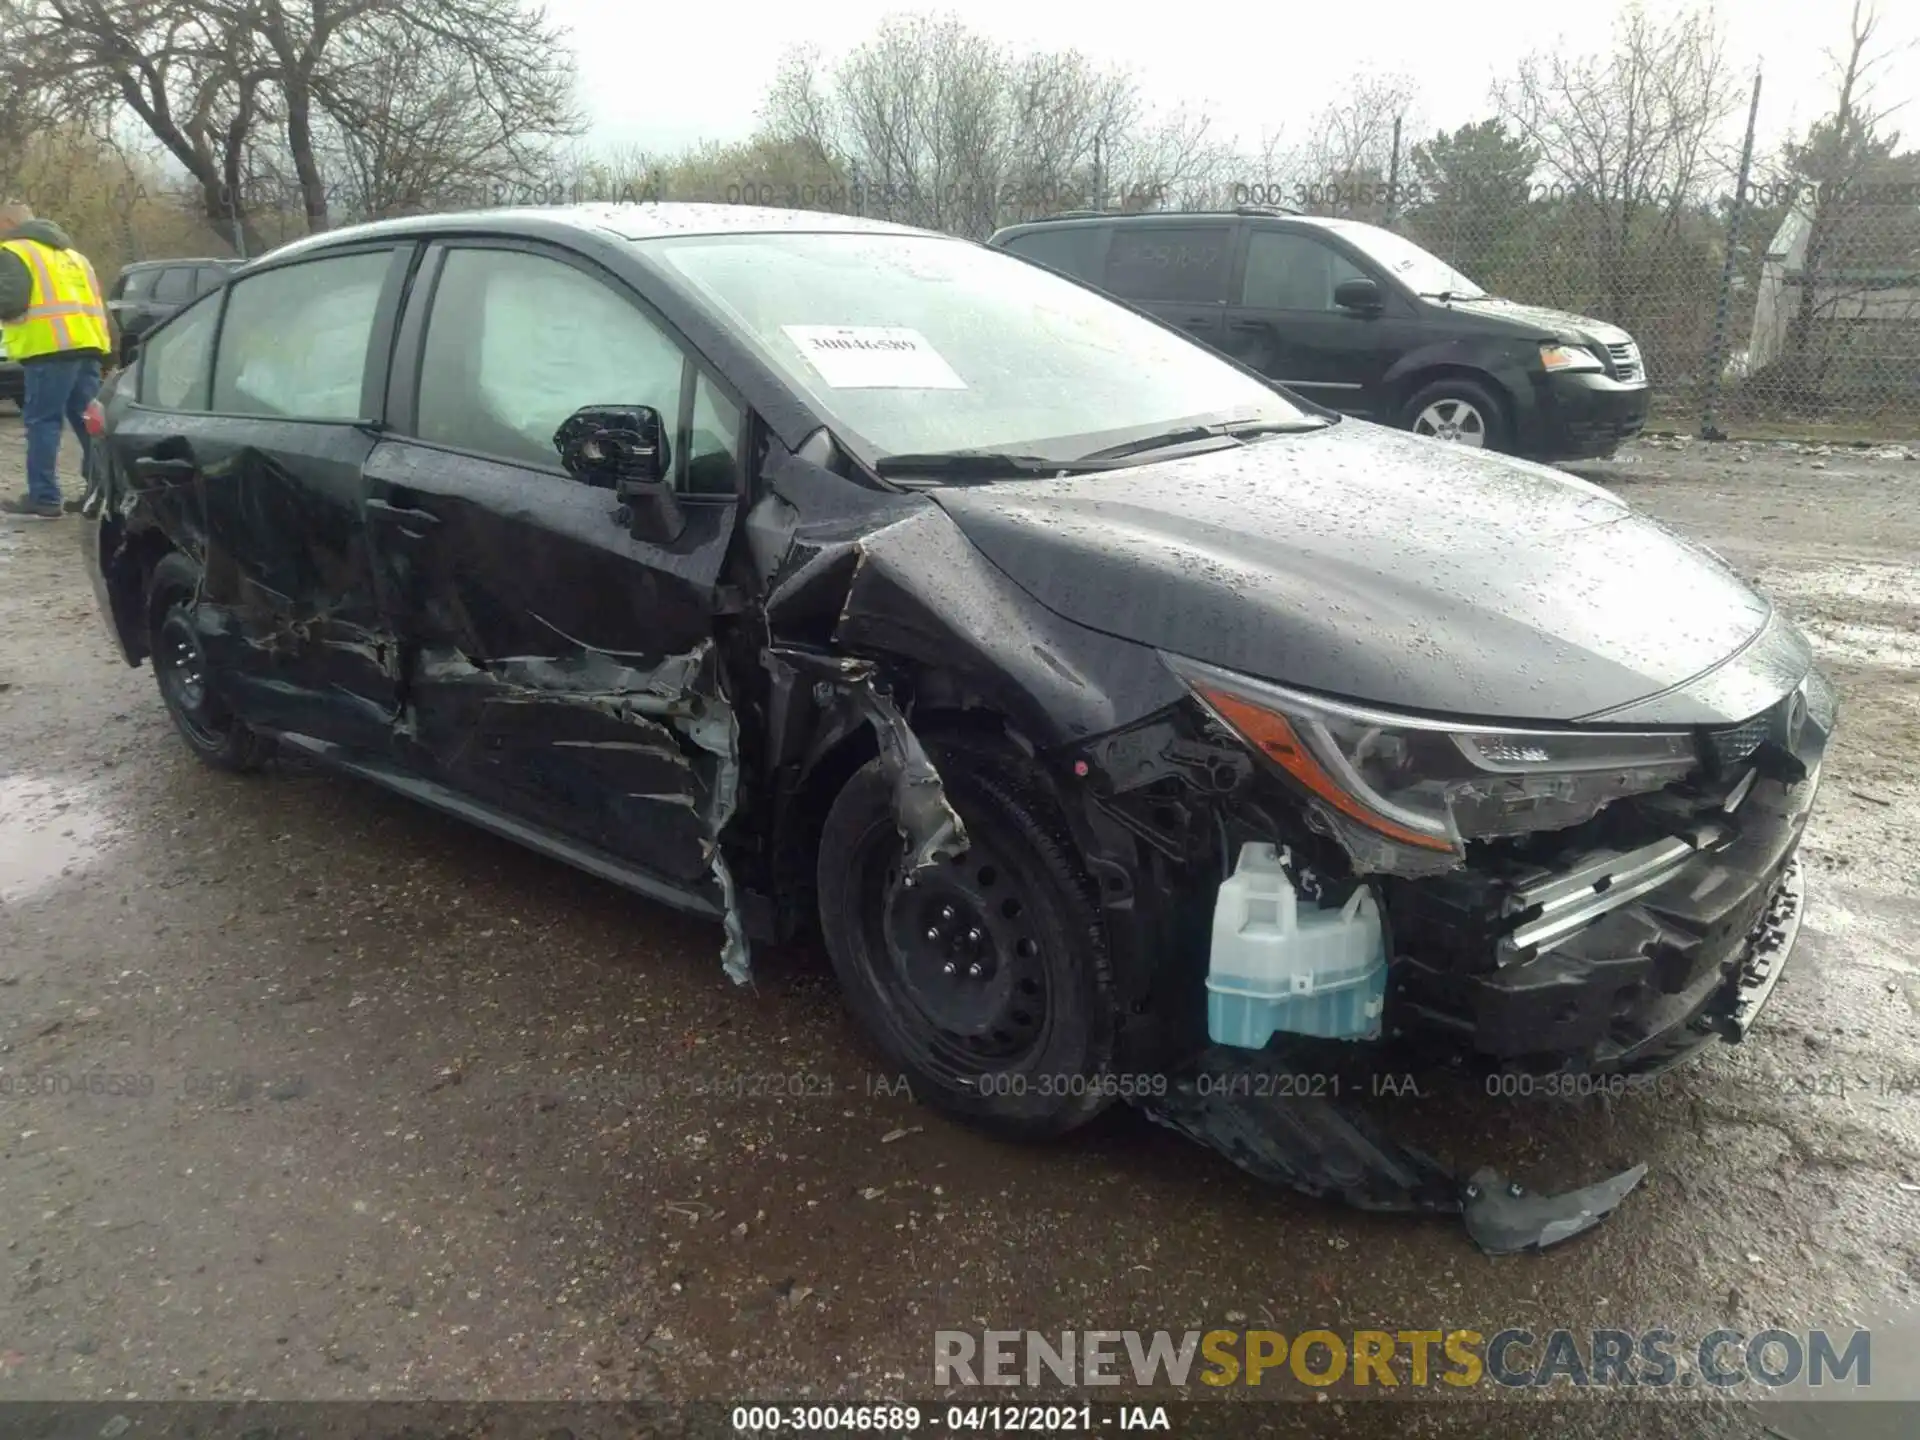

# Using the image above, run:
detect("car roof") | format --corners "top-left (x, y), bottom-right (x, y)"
top-left (991, 210), bottom-right (1360, 242)
top-left (251, 203), bottom-right (940, 270)
top-left (122, 257), bottom-right (237, 270)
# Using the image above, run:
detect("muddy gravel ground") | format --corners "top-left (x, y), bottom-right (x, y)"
top-left (1, 418), bottom-right (1917, 1439)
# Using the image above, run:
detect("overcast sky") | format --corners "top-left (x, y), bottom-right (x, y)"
top-left (548, 0), bottom-right (1919, 166)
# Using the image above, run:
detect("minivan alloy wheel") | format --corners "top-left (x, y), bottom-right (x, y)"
top-left (1413, 398), bottom-right (1489, 446)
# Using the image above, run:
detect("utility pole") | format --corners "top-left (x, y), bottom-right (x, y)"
top-left (1700, 68), bottom-right (1763, 442)
top-left (1385, 113), bottom-right (1404, 226)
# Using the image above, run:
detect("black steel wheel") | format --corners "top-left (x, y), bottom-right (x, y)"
top-left (817, 736), bottom-right (1117, 1138)
top-left (147, 554), bottom-right (272, 772)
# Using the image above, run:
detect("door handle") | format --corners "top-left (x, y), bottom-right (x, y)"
top-left (365, 497), bottom-right (441, 538)
top-left (366, 497), bottom-right (440, 525)
top-left (1227, 319), bottom-right (1268, 333)
top-left (132, 456), bottom-right (196, 480)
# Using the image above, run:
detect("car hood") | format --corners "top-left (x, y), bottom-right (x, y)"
top-left (928, 422), bottom-right (1778, 725)
top-left (1447, 296), bottom-right (1632, 347)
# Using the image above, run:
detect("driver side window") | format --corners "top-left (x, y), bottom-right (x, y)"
top-left (1241, 230), bottom-right (1369, 312)
top-left (417, 247), bottom-right (737, 488)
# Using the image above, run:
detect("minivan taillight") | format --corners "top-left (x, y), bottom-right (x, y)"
top-left (84, 400), bottom-right (105, 437)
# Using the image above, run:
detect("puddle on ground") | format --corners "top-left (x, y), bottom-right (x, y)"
top-left (0, 773), bottom-right (120, 904)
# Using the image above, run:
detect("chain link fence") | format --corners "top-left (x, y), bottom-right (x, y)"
top-left (62, 144), bottom-right (1920, 446)
top-left (1380, 179), bottom-right (1920, 441)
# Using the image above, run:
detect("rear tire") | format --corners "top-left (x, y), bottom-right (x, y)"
top-left (1401, 377), bottom-right (1508, 452)
top-left (147, 554), bottom-right (272, 773)
top-left (816, 735), bottom-right (1118, 1139)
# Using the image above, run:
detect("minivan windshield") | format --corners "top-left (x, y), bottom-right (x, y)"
top-left (1322, 220), bottom-right (1488, 300)
top-left (649, 231), bottom-right (1317, 468)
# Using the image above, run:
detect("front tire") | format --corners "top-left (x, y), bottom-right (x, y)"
top-left (816, 736), bottom-right (1118, 1139)
top-left (147, 554), bottom-right (272, 772)
top-left (1401, 377), bottom-right (1508, 452)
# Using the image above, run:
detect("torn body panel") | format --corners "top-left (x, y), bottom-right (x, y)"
top-left (403, 643), bottom-right (750, 981)
top-left (1135, 1048), bottom-right (1649, 1254)
top-left (767, 649), bottom-right (967, 874)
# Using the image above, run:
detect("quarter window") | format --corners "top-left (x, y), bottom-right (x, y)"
top-left (1103, 226), bottom-right (1232, 303)
top-left (211, 250), bottom-right (392, 420)
top-left (136, 293), bottom-right (219, 411)
top-left (685, 373), bottom-right (742, 495)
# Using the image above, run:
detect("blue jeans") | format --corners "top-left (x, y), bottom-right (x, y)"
top-left (22, 353), bottom-right (102, 505)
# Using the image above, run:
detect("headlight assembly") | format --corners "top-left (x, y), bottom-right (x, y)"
top-left (1162, 654), bottom-right (1699, 861)
top-left (1539, 342), bottom-right (1605, 373)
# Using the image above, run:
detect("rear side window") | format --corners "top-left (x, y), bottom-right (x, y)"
top-left (194, 266), bottom-right (228, 295)
top-left (1103, 225), bottom-right (1233, 303)
top-left (137, 293), bottom-right (219, 411)
top-left (212, 250), bottom-right (392, 420)
top-left (1241, 230), bottom-right (1370, 312)
top-left (151, 267), bottom-right (198, 303)
top-left (1002, 226), bottom-right (1111, 284)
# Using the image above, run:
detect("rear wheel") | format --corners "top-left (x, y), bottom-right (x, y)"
top-left (147, 554), bottom-right (272, 772)
top-left (1401, 377), bottom-right (1508, 452)
top-left (816, 736), bottom-right (1118, 1139)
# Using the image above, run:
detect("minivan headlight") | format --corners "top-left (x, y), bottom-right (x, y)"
top-left (1163, 654), bottom-right (1698, 860)
top-left (1539, 343), bottom-right (1604, 373)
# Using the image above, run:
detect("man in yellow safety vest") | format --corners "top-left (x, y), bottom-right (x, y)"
top-left (0, 201), bottom-right (112, 519)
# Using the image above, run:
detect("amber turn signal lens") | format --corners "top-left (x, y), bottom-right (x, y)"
top-left (1197, 686), bottom-right (1455, 852)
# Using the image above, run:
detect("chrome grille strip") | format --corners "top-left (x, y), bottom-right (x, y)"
top-left (1505, 836), bottom-right (1699, 957)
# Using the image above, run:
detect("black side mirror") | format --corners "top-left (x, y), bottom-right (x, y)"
top-left (553, 404), bottom-right (684, 544)
top-left (1334, 278), bottom-right (1382, 313)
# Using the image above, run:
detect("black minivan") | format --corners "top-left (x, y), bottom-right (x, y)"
top-left (83, 204), bottom-right (1823, 1243)
top-left (988, 210), bottom-right (1650, 460)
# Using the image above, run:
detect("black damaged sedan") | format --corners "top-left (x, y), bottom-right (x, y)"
top-left (83, 205), bottom-right (1831, 1245)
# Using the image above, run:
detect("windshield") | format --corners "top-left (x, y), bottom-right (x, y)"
top-left (648, 231), bottom-right (1313, 465)
top-left (1324, 221), bottom-right (1487, 300)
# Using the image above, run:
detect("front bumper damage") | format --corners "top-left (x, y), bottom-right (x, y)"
top-left (1068, 679), bottom-right (1824, 1255)
top-left (1138, 854), bottom-right (1803, 1254)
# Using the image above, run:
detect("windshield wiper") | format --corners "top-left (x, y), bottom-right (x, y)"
top-left (1420, 290), bottom-right (1486, 304)
top-left (873, 450), bottom-right (1110, 481)
top-left (1075, 419), bottom-right (1322, 463)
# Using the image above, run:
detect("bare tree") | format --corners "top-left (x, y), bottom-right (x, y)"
top-left (762, 13), bottom-right (1228, 235)
top-left (309, 8), bottom-right (582, 221)
top-left (1496, 4), bottom-right (1739, 321)
top-left (7, 0), bottom-right (579, 246)
top-left (10, 0), bottom-right (274, 251)
top-left (1294, 74), bottom-right (1420, 218)
top-left (250, 0), bottom-right (582, 230)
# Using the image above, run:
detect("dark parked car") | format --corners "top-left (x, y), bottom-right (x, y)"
top-left (988, 210), bottom-right (1650, 460)
top-left (82, 205), bottom-right (1827, 1241)
top-left (105, 257), bottom-right (239, 367)
top-left (0, 330), bottom-right (20, 408)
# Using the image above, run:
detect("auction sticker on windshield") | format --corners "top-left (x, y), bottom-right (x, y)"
top-left (781, 325), bottom-right (966, 389)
